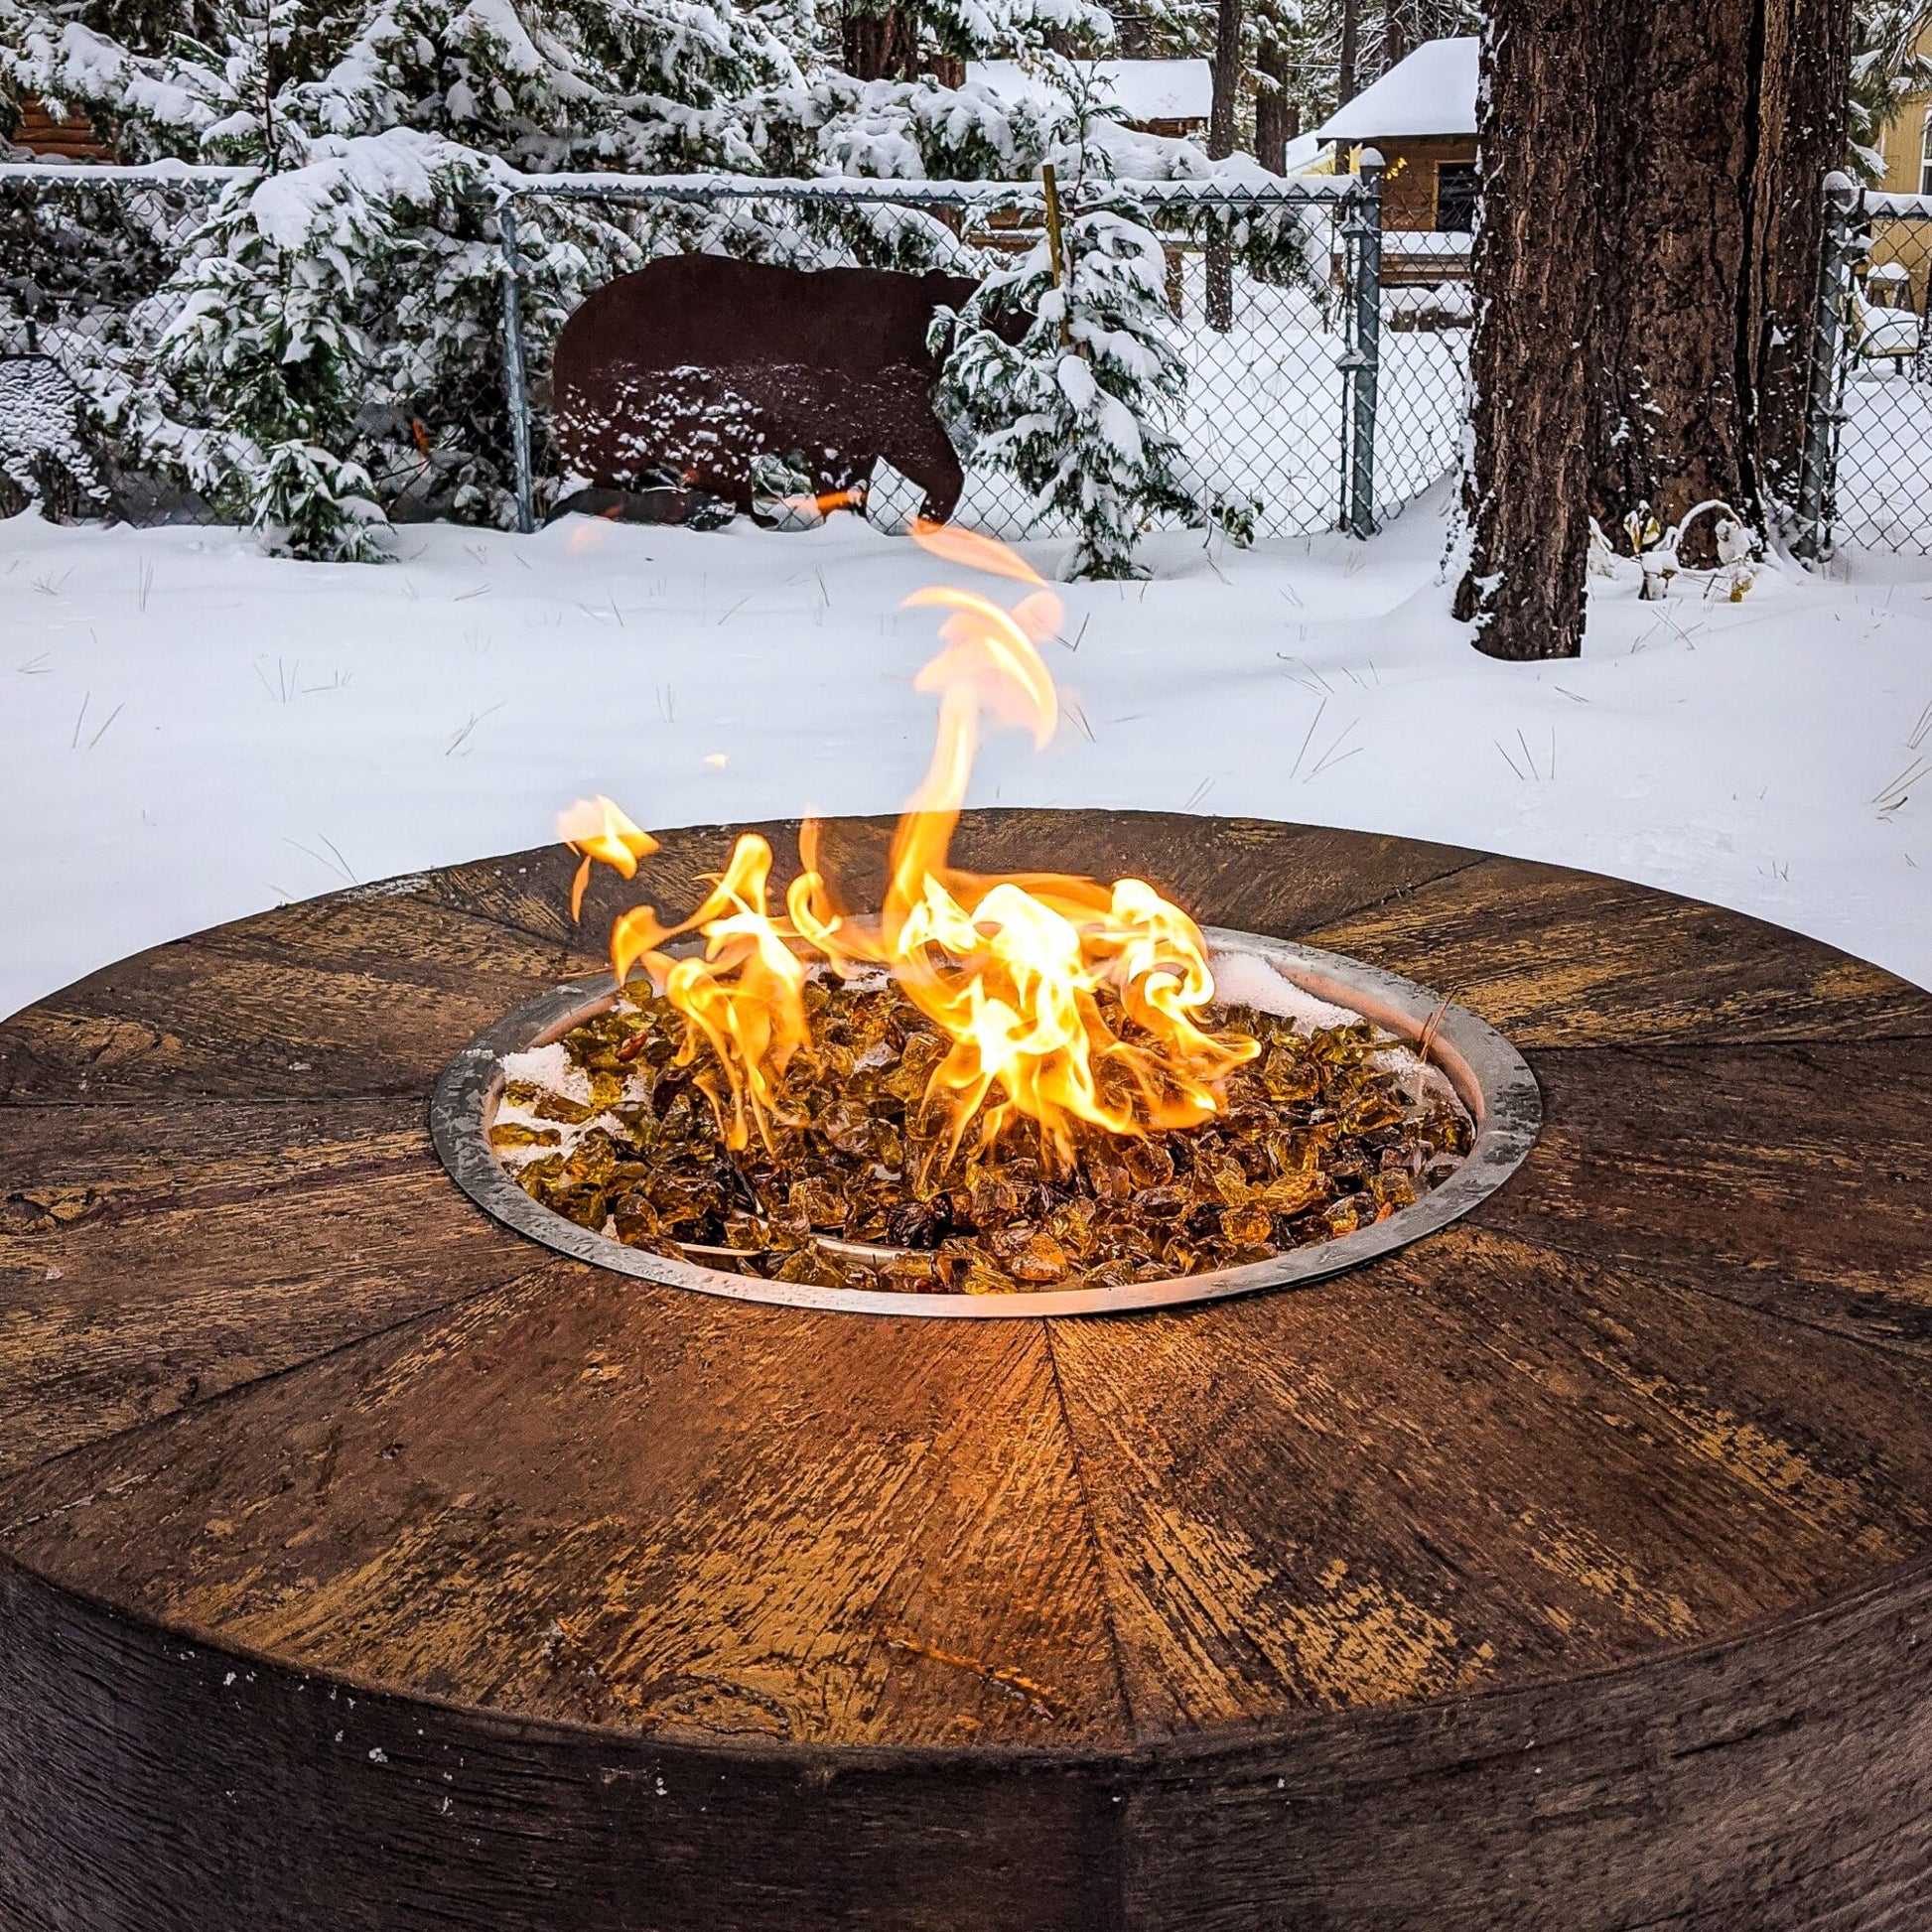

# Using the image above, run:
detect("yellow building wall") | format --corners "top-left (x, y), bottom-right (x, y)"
top-left (1874, 98), bottom-right (1932, 195)
top-left (1872, 24), bottom-right (1932, 194)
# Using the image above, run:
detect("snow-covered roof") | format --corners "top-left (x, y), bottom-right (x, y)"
top-left (1313, 37), bottom-right (1479, 143)
top-left (967, 60), bottom-right (1214, 126)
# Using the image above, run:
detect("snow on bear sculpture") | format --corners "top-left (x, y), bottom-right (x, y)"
top-left (550, 257), bottom-right (986, 526)
top-left (0, 355), bottom-right (111, 520)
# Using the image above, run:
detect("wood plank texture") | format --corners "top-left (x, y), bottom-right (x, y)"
top-left (1047, 1222), bottom-right (1932, 1739)
top-left (0, 894), bottom-right (591, 1105)
top-left (0, 1098), bottom-right (544, 1477)
top-left (1120, 1558), bottom-right (1932, 1931)
top-left (2, 814), bottom-right (1929, 1929)
top-left (1305, 853), bottom-right (1932, 1044)
top-left (0, 1558), bottom-right (1134, 1932)
top-left (1479, 1040), bottom-right (1932, 1358)
top-left (0, 1264), bottom-right (1128, 1752)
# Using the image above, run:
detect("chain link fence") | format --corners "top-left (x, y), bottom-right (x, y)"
top-left (0, 161), bottom-right (229, 512)
top-left (0, 163), bottom-right (217, 362)
top-left (1802, 181), bottom-right (1932, 557)
top-left (0, 159), bottom-right (1470, 544)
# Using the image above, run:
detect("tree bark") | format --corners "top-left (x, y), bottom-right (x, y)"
top-left (1454, 1), bottom-right (1606, 659)
top-left (1256, 79), bottom-right (1298, 176)
top-left (1382, 1), bottom-right (1410, 72)
top-left (1461, 0), bottom-right (1854, 656)
top-left (1205, 0), bottom-right (1245, 332)
top-left (1590, 0), bottom-right (1852, 558)
top-left (1337, 0), bottom-right (1361, 105)
top-left (841, 6), bottom-right (918, 80)
top-left (1752, 0), bottom-right (1857, 506)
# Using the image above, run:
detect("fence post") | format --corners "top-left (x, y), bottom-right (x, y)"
top-left (1792, 170), bottom-right (1860, 565)
top-left (496, 197), bottom-right (537, 537)
top-left (1339, 149), bottom-right (1384, 539)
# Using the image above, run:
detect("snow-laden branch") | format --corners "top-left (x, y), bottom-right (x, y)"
top-left (0, 154), bottom-right (1357, 207)
top-left (483, 164), bottom-right (1356, 206)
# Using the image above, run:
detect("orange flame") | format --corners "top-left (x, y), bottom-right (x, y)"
top-left (564, 529), bottom-right (1255, 1162)
top-left (777, 487), bottom-right (868, 520)
top-left (558, 794), bottom-right (659, 919)
top-left (604, 834), bottom-right (812, 1150)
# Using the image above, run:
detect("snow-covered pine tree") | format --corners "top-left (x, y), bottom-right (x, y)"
top-left (2, 0), bottom-right (1290, 559)
top-left (941, 142), bottom-right (1198, 579)
top-left (832, 0), bottom-right (1111, 83)
top-left (4, 0), bottom-right (813, 552)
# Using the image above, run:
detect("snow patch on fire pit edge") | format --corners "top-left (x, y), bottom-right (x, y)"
top-left (498, 1041), bottom-right (593, 1104)
top-left (1204, 946), bottom-right (1361, 1031)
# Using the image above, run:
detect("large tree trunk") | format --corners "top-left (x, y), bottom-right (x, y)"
top-left (1460, 0), bottom-right (1853, 657)
top-left (1205, 0), bottom-right (1245, 332)
top-left (1587, 10), bottom-right (1751, 554)
top-left (1382, 1), bottom-right (1410, 72)
top-left (1591, 0), bottom-right (1852, 558)
top-left (1256, 80), bottom-right (1299, 176)
top-left (1454, 0), bottom-right (1606, 660)
top-left (1751, 0), bottom-right (1857, 507)
top-left (841, 5), bottom-right (917, 80)
top-left (1256, 4), bottom-right (1297, 177)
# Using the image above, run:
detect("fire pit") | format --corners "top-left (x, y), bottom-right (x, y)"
top-left (5, 813), bottom-right (1932, 1930)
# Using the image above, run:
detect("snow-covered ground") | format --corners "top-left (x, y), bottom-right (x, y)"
top-left (3, 483), bottom-right (1928, 1021)
top-left (1834, 363), bottom-right (1932, 557)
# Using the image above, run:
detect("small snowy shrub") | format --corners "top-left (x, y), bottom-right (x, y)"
top-left (157, 145), bottom-right (427, 561)
top-left (942, 201), bottom-right (1195, 579)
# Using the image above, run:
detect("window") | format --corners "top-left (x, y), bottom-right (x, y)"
top-left (1919, 114), bottom-right (1932, 196)
top-left (1436, 162), bottom-right (1478, 234)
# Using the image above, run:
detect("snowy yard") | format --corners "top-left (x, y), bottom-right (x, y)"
top-left (3, 483), bottom-right (1928, 1020)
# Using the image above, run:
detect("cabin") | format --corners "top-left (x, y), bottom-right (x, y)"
top-left (1868, 21), bottom-right (1932, 202)
top-left (965, 60), bottom-right (1213, 139)
top-left (1313, 37), bottom-right (1478, 285)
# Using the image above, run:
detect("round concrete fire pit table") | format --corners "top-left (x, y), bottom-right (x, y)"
top-left (2, 812), bottom-right (1929, 1931)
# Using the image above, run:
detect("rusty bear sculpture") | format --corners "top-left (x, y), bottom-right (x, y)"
top-left (551, 257), bottom-right (985, 525)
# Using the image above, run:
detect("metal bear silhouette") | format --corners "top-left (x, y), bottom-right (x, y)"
top-left (550, 256), bottom-right (983, 525)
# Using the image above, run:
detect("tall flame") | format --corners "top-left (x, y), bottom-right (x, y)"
top-left (560, 528), bottom-right (1255, 1162)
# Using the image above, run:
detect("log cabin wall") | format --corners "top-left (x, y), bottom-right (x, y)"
top-left (9, 95), bottom-right (112, 162)
top-left (1331, 134), bottom-right (1479, 289)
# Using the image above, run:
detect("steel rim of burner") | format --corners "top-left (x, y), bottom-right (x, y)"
top-left (431, 928), bottom-right (1542, 1319)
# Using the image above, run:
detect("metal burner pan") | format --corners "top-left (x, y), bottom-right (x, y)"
top-left (431, 929), bottom-right (1540, 1317)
